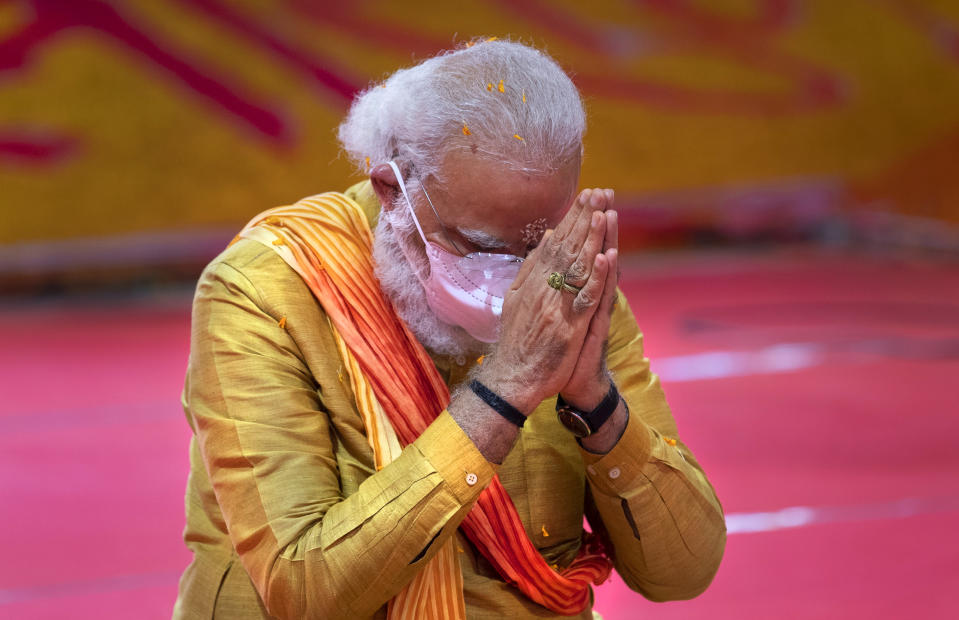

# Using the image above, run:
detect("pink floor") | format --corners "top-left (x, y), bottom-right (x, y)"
top-left (1, 248), bottom-right (957, 619)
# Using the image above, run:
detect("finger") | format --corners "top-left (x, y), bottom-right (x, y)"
top-left (581, 252), bottom-right (616, 354)
top-left (566, 210), bottom-right (605, 287)
top-left (578, 303), bottom-right (611, 378)
top-left (599, 248), bottom-right (619, 318)
top-left (565, 188), bottom-right (610, 255)
top-left (552, 188), bottom-right (591, 242)
top-left (561, 195), bottom-right (601, 259)
top-left (572, 253), bottom-right (608, 314)
top-left (575, 249), bottom-right (618, 369)
top-left (589, 187), bottom-right (609, 212)
top-left (604, 209), bottom-right (618, 253)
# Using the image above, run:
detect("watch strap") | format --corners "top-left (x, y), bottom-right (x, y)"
top-left (556, 381), bottom-right (620, 435)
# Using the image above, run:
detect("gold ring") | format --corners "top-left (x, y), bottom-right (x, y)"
top-left (547, 272), bottom-right (582, 294)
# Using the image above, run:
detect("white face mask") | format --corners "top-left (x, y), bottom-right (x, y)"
top-left (386, 161), bottom-right (523, 343)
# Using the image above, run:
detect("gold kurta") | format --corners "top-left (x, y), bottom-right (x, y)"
top-left (173, 182), bottom-right (726, 619)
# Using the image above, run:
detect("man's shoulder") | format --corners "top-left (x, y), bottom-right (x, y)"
top-left (342, 179), bottom-right (382, 229)
top-left (202, 237), bottom-right (291, 285)
top-left (193, 180), bottom-right (380, 320)
top-left (197, 238), bottom-right (316, 316)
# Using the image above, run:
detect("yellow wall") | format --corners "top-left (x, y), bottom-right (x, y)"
top-left (2, 0), bottom-right (958, 244)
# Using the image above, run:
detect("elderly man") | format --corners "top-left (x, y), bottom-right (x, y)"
top-left (173, 40), bottom-right (725, 619)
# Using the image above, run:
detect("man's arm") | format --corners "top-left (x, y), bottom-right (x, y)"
top-left (579, 294), bottom-right (727, 601)
top-left (187, 258), bottom-right (498, 618)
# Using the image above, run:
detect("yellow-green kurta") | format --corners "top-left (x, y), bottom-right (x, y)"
top-left (173, 181), bottom-right (726, 619)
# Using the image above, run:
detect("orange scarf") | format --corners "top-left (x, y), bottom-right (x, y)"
top-left (234, 191), bottom-right (612, 617)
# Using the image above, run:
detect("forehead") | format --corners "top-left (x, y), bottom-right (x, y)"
top-left (428, 150), bottom-right (581, 233)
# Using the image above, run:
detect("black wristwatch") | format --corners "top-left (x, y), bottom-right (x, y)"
top-left (556, 382), bottom-right (621, 438)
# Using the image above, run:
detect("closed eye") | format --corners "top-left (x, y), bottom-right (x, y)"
top-left (457, 227), bottom-right (511, 254)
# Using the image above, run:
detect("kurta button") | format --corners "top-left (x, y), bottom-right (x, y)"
top-left (465, 473), bottom-right (478, 486)
top-left (608, 467), bottom-right (621, 480)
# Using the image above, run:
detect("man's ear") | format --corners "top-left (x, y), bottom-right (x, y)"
top-left (370, 163), bottom-right (402, 212)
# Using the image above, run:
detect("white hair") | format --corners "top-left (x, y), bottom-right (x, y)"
top-left (372, 197), bottom-right (486, 360)
top-left (337, 38), bottom-right (585, 183)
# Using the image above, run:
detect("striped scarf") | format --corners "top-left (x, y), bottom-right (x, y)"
top-left (234, 191), bottom-right (612, 618)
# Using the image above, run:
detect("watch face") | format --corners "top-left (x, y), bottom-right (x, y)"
top-left (557, 408), bottom-right (592, 438)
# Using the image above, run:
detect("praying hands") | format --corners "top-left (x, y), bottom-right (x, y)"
top-left (459, 187), bottom-right (626, 460)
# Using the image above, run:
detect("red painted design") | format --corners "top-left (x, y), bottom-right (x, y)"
top-left (493, 0), bottom-right (845, 114)
top-left (883, 0), bottom-right (959, 64)
top-left (282, 0), bottom-right (847, 114)
top-left (0, 0), bottom-right (293, 158)
top-left (1, 0), bottom-right (931, 168)
top-left (0, 128), bottom-right (78, 165)
top-left (637, 0), bottom-right (797, 33)
top-left (286, 1), bottom-right (448, 60)
top-left (172, 0), bottom-right (365, 102)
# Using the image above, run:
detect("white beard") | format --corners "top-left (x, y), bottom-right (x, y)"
top-left (371, 203), bottom-right (486, 362)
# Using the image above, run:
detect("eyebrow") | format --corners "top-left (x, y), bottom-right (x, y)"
top-left (457, 227), bottom-right (511, 252)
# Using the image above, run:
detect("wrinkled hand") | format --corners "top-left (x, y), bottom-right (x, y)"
top-left (560, 190), bottom-right (619, 411)
top-left (477, 188), bottom-right (615, 414)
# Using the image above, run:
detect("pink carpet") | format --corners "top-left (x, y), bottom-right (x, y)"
top-left (1, 248), bottom-right (957, 618)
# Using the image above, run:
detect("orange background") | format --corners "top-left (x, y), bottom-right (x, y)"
top-left (2, 0), bottom-right (958, 245)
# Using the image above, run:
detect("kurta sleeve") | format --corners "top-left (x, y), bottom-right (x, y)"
top-left (580, 293), bottom-right (726, 602)
top-left (186, 257), bottom-right (496, 619)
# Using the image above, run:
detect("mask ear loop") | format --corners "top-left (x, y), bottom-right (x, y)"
top-left (420, 183), bottom-right (472, 259)
top-left (386, 160), bottom-right (472, 258)
top-left (386, 160), bottom-right (431, 248)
